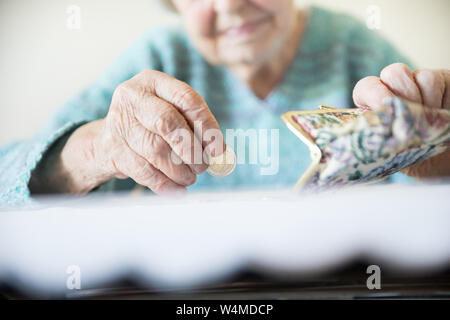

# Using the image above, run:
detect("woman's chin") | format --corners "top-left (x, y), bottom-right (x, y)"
top-left (221, 33), bottom-right (283, 65)
top-left (220, 39), bottom-right (275, 62)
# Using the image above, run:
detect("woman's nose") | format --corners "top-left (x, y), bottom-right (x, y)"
top-left (214, 0), bottom-right (246, 13)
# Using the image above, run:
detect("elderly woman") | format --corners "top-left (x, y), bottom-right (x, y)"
top-left (1, 0), bottom-right (449, 204)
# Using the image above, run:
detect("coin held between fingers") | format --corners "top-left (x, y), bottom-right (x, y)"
top-left (207, 145), bottom-right (236, 177)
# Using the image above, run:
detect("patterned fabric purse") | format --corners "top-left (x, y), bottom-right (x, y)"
top-left (281, 97), bottom-right (450, 191)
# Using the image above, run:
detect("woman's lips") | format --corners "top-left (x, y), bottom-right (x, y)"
top-left (220, 16), bottom-right (271, 38)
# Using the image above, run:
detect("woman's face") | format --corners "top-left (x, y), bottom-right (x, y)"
top-left (172, 0), bottom-right (296, 67)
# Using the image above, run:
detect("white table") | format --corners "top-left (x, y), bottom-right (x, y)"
top-left (1, 184), bottom-right (449, 297)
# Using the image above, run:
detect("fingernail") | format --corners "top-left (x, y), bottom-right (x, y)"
top-left (185, 173), bottom-right (197, 186)
top-left (194, 164), bottom-right (208, 174)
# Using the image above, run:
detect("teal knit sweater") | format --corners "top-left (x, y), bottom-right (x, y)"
top-left (0, 7), bottom-right (416, 206)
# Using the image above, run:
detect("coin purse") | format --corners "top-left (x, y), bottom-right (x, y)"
top-left (281, 97), bottom-right (450, 191)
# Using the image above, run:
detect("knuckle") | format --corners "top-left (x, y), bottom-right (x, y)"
top-left (381, 63), bottom-right (409, 80)
top-left (202, 117), bottom-right (219, 133)
top-left (135, 162), bottom-right (157, 183)
top-left (147, 133), bottom-right (169, 158)
top-left (137, 69), bottom-right (157, 87)
top-left (415, 69), bottom-right (443, 87)
top-left (173, 83), bottom-right (204, 111)
top-left (151, 179), bottom-right (171, 193)
top-left (153, 108), bottom-right (184, 137)
top-left (150, 173), bottom-right (181, 193)
top-left (111, 82), bottom-right (137, 117)
top-left (138, 69), bottom-right (168, 87)
top-left (139, 69), bottom-right (154, 78)
top-left (114, 74), bottom-right (154, 108)
top-left (415, 69), bottom-right (433, 79)
top-left (113, 81), bottom-right (133, 103)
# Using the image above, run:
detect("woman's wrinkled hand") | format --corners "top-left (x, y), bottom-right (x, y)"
top-left (352, 63), bottom-right (450, 179)
top-left (89, 70), bottom-right (225, 194)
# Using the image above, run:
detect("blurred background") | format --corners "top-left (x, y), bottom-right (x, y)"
top-left (0, 0), bottom-right (449, 144)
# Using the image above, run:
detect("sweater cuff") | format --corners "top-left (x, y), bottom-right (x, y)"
top-left (0, 121), bottom-right (88, 208)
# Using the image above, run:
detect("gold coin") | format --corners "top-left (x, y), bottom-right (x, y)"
top-left (207, 145), bottom-right (236, 177)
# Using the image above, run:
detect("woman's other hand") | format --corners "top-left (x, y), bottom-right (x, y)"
top-left (352, 63), bottom-right (450, 179)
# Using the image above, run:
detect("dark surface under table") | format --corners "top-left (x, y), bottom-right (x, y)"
top-left (3, 263), bottom-right (449, 300)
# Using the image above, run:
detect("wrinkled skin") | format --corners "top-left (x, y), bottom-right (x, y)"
top-left (353, 63), bottom-right (450, 178)
top-left (91, 70), bottom-right (226, 194)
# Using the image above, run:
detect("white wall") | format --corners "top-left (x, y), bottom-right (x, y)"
top-left (1, 0), bottom-right (449, 144)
